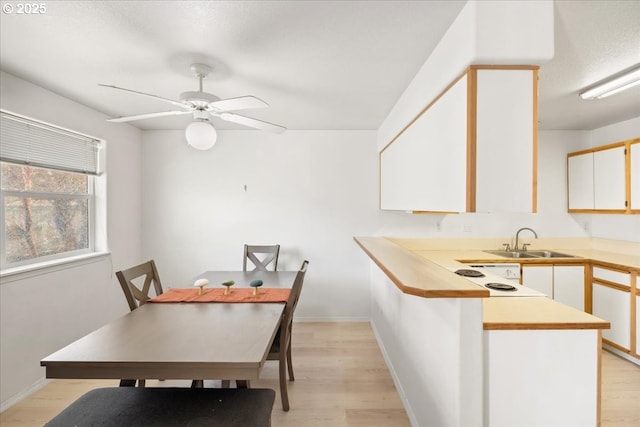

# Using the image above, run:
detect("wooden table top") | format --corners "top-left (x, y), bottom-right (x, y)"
top-left (41, 270), bottom-right (296, 381)
top-left (191, 270), bottom-right (297, 289)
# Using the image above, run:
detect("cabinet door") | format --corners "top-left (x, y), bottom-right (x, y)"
top-left (631, 142), bottom-right (640, 210)
top-left (636, 295), bottom-right (639, 357)
top-left (568, 152), bottom-right (594, 210)
top-left (521, 265), bottom-right (553, 297)
top-left (552, 265), bottom-right (585, 311)
top-left (475, 69), bottom-right (534, 212)
top-left (592, 283), bottom-right (631, 350)
top-left (380, 75), bottom-right (467, 212)
top-left (594, 146), bottom-right (626, 210)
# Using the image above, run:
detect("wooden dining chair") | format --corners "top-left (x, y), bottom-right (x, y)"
top-left (243, 244), bottom-right (280, 271)
top-left (115, 260), bottom-right (166, 387)
top-left (267, 259), bottom-right (309, 411)
top-left (116, 259), bottom-right (164, 312)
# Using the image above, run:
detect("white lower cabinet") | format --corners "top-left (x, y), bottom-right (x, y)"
top-left (636, 295), bottom-right (640, 357)
top-left (553, 266), bottom-right (586, 311)
top-left (591, 265), bottom-right (633, 353)
top-left (521, 264), bottom-right (585, 311)
top-left (521, 265), bottom-right (553, 296)
top-left (592, 283), bottom-right (631, 351)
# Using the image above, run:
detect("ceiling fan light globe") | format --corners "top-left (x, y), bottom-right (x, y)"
top-left (185, 120), bottom-right (217, 150)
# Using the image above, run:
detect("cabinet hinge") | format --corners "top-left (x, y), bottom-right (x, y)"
top-left (625, 200), bottom-right (628, 207)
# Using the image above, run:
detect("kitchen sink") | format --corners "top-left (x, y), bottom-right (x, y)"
top-left (483, 250), bottom-right (532, 258)
top-left (523, 250), bottom-right (577, 258)
top-left (483, 250), bottom-right (580, 259)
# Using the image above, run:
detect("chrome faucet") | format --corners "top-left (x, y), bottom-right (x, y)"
top-left (514, 227), bottom-right (538, 251)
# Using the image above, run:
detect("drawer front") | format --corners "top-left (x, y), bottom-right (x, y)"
top-left (592, 266), bottom-right (631, 287)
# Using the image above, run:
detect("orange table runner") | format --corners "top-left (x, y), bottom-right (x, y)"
top-left (148, 287), bottom-right (290, 303)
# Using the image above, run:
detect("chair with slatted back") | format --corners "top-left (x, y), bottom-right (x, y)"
top-left (116, 260), bottom-right (165, 387)
top-left (116, 261), bottom-right (208, 389)
top-left (243, 244), bottom-right (280, 271)
top-left (267, 260), bottom-right (309, 411)
top-left (116, 260), bottom-right (164, 312)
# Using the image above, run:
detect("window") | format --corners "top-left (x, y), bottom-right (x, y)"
top-left (0, 111), bottom-right (103, 271)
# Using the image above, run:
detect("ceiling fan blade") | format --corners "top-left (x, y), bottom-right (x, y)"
top-left (219, 112), bottom-right (286, 134)
top-left (99, 84), bottom-right (191, 110)
top-left (107, 110), bottom-right (191, 123)
top-left (207, 96), bottom-right (268, 112)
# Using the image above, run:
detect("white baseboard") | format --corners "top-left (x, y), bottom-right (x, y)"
top-left (294, 316), bottom-right (370, 322)
top-left (369, 319), bottom-right (419, 427)
top-left (603, 345), bottom-right (640, 366)
top-left (1, 377), bottom-right (49, 413)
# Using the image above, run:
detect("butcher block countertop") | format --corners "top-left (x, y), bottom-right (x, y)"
top-left (354, 236), bottom-right (489, 298)
top-left (483, 297), bottom-right (609, 330)
top-left (355, 236), bottom-right (613, 331)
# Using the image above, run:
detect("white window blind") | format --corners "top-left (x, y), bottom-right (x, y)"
top-left (0, 110), bottom-right (102, 175)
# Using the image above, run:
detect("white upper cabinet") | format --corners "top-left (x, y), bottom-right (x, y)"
top-left (568, 139), bottom-right (638, 214)
top-left (475, 69), bottom-right (534, 212)
top-left (380, 75), bottom-right (467, 212)
top-left (568, 152), bottom-right (594, 210)
top-left (380, 67), bottom-right (537, 213)
top-left (631, 141), bottom-right (640, 211)
top-left (593, 146), bottom-right (626, 210)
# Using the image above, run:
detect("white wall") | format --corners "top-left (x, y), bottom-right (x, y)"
top-left (141, 129), bottom-right (379, 320)
top-left (378, 0), bottom-right (554, 150)
top-left (0, 72), bottom-right (143, 409)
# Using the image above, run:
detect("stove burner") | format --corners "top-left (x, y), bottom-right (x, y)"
top-left (454, 269), bottom-right (485, 278)
top-left (485, 283), bottom-right (517, 291)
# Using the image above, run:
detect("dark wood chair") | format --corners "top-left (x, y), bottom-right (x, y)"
top-left (116, 259), bottom-right (164, 311)
top-left (115, 260), bottom-right (165, 387)
top-left (267, 260), bottom-right (309, 411)
top-left (243, 244), bottom-right (280, 271)
top-left (44, 387), bottom-right (276, 427)
top-left (116, 260), bottom-right (202, 388)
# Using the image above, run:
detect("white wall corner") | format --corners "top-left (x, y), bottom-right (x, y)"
top-left (474, 0), bottom-right (555, 64)
top-left (377, 0), bottom-right (555, 151)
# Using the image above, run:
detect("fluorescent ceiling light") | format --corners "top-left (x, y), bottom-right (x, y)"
top-left (580, 64), bottom-right (640, 100)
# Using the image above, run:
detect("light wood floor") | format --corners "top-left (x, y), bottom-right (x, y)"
top-left (1, 322), bottom-right (639, 427)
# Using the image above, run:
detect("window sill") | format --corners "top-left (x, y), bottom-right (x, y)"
top-left (0, 252), bottom-right (111, 284)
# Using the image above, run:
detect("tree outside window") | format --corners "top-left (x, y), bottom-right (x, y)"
top-left (1, 162), bottom-right (92, 266)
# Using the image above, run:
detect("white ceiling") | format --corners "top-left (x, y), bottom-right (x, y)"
top-left (1, 1), bottom-right (639, 133)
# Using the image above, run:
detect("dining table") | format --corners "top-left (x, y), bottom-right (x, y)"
top-left (40, 270), bottom-right (298, 383)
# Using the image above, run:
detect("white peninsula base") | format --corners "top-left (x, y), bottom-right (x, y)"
top-left (484, 329), bottom-right (601, 427)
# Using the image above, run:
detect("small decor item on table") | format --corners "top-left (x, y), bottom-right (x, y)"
top-left (222, 280), bottom-right (235, 295)
top-left (194, 278), bottom-right (209, 296)
top-left (249, 279), bottom-right (263, 296)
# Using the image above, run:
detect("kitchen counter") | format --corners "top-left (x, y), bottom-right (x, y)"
top-left (354, 236), bottom-right (489, 298)
top-left (389, 236), bottom-right (640, 270)
top-left (355, 236), bottom-right (611, 331)
top-left (482, 297), bottom-right (608, 330)
top-left (358, 235), bottom-right (612, 427)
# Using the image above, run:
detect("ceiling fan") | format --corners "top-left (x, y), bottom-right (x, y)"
top-left (100, 63), bottom-right (286, 149)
